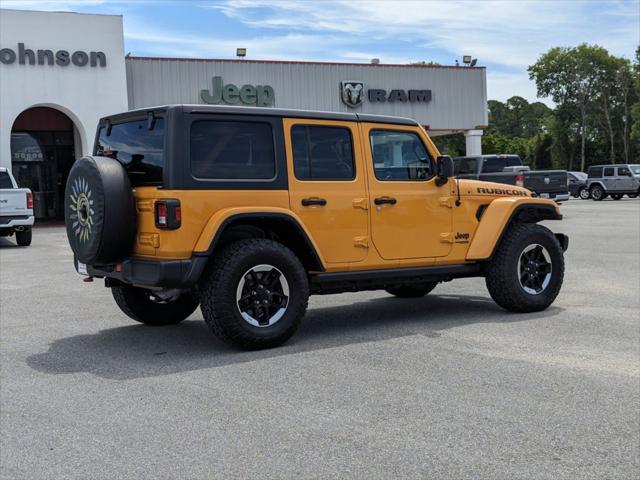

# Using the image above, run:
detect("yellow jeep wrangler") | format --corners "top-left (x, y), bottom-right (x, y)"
top-left (65, 105), bottom-right (568, 349)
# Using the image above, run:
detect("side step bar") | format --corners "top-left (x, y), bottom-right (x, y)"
top-left (310, 264), bottom-right (482, 295)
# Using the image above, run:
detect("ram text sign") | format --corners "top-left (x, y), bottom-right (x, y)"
top-left (341, 80), bottom-right (432, 108)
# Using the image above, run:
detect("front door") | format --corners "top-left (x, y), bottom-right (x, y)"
top-left (362, 123), bottom-right (452, 260)
top-left (616, 166), bottom-right (634, 192)
top-left (285, 118), bottom-right (369, 264)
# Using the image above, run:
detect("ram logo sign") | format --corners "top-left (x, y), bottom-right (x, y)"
top-left (340, 80), bottom-right (432, 108)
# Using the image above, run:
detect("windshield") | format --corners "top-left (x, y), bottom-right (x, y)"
top-left (95, 118), bottom-right (164, 186)
top-left (453, 157), bottom-right (478, 175)
top-left (630, 165), bottom-right (640, 175)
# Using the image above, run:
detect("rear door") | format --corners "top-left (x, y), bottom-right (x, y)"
top-left (285, 118), bottom-right (369, 264)
top-left (363, 123), bottom-right (452, 260)
top-left (603, 167), bottom-right (616, 191)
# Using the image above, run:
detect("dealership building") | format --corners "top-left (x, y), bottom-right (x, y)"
top-left (0, 9), bottom-right (488, 220)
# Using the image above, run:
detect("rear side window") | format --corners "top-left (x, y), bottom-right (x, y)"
top-left (291, 125), bottom-right (355, 180)
top-left (588, 167), bottom-right (603, 178)
top-left (454, 157), bottom-right (478, 174)
top-left (0, 171), bottom-right (13, 189)
top-left (370, 130), bottom-right (432, 181)
top-left (604, 167), bottom-right (615, 177)
top-left (96, 118), bottom-right (165, 186)
top-left (190, 121), bottom-right (275, 180)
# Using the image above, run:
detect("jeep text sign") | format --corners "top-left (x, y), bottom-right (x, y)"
top-left (340, 80), bottom-right (432, 108)
top-left (0, 43), bottom-right (106, 67)
top-left (201, 76), bottom-right (275, 107)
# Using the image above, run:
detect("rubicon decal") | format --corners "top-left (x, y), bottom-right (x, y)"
top-left (476, 187), bottom-right (529, 196)
top-left (68, 177), bottom-right (94, 243)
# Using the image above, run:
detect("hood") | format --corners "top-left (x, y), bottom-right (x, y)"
top-left (457, 179), bottom-right (532, 198)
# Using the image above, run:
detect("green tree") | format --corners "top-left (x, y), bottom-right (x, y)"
top-left (529, 44), bottom-right (612, 171)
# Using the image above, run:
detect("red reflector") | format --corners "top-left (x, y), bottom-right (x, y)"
top-left (174, 206), bottom-right (181, 222)
top-left (156, 202), bottom-right (168, 227)
top-left (115, 263), bottom-right (122, 272)
top-left (26, 191), bottom-right (33, 209)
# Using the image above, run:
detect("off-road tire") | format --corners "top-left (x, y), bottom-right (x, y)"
top-left (15, 228), bottom-right (32, 247)
top-left (628, 193), bottom-right (638, 198)
top-left (590, 184), bottom-right (606, 201)
top-left (385, 282), bottom-right (438, 298)
top-left (578, 187), bottom-right (590, 200)
top-left (611, 194), bottom-right (623, 200)
top-left (485, 223), bottom-right (564, 313)
top-left (112, 285), bottom-right (199, 325)
top-left (199, 239), bottom-right (309, 350)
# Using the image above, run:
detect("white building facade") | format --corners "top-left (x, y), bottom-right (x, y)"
top-left (0, 8), bottom-right (486, 220)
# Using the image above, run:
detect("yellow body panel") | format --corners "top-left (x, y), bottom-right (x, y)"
top-left (466, 195), bottom-right (560, 260)
top-left (132, 121), bottom-right (562, 273)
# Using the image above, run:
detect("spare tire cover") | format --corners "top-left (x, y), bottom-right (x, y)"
top-left (64, 156), bottom-right (136, 264)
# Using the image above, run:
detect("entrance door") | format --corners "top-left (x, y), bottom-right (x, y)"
top-left (285, 118), bottom-right (369, 264)
top-left (362, 123), bottom-right (453, 260)
top-left (11, 107), bottom-right (76, 220)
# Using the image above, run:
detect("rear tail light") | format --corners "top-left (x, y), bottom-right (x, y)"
top-left (515, 174), bottom-right (525, 188)
top-left (26, 191), bottom-right (33, 209)
top-left (154, 199), bottom-right (181, 229)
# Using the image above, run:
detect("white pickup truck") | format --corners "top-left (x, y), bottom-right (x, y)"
top-left (0, 167), bottom-right (34, 246)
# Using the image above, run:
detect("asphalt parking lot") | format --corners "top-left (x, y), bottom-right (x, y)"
top-left (1, 199), bottom-right (638, 479)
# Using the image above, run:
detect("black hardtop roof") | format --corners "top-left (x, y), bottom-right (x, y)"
top-left (101, 104), bottom-right (419, 127)
top-left (589, 164), bottom-right (636, 168)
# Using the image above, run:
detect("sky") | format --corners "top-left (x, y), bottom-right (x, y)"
top-left (1, 0), bottom-right (639, 104)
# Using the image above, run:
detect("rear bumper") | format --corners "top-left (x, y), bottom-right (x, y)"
top-left (0, 215), bottom-right (34, 228)
top-left (78, 255), bottom-right (209, 289)
top-left (553, 193), bottom-right (571, 202)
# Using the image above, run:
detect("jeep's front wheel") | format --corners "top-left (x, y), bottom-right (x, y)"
top-left (590, 184), bottom-right (606, 201)
top-left (485, 223), bottom-right (564, 313)
top-left (385, 282), bottom-right (437, 298)
top-left (112, 285), bottom-right (200, 325)
top-left (200, 239), bottom-right (309, 350)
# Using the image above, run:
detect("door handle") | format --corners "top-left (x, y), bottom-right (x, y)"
top-left (301, 197), bottom-right (327, 207)
top-left (374, 196), bottom-right (397, 205)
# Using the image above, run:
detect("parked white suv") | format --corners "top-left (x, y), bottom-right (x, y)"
top-left (0, 167), bottom-right (34, 246)
top-left (587, 164), bottom-right (640, 201)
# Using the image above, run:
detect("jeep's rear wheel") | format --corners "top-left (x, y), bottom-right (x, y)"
top-left (590, 184), bottom-right (606, 201)
top-left (200, 239), bottom-right (309, 350)
top-left (485, 223), bottom-right (564, 313)
top-left (385, 282), bottom-right (437, 298)
top-left (112, 285), bottom-right (199, 325)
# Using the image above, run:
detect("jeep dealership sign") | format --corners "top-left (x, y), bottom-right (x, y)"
top-left (201, 76), bottom-right (275, 107)
top-left (340, 80), bottom-right (432, 108)
top-left (0, 43), bottom-right (107, 67)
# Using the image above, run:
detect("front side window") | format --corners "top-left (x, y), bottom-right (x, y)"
top-left (291, 125), bottom-right (354, 180)
top-left (96, 118), bottom-right (165, 186)
top-left (190, 121), bottom-right (275, 180)
top-left (370, 130), bottom-right (432, 181)
top-left (617, 167), bottom-right (631, 176)
top-left (604, 167), bottom-right (615, 177)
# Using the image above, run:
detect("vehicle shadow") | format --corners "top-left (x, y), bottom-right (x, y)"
top-left (0, 237), bottom-right (19, 248)
top-left (26, 294), bottom-right (563, 380)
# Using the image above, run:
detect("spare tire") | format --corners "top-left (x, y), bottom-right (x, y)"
top-left (64, 156), bottom-right (136, 264)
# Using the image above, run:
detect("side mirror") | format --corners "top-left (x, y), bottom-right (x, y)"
top-left (436, 155), bottom-right (454, 186)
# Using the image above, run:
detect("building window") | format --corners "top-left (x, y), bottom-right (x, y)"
top-left (369, 130), bottom-right (432, 181)
top-left (291, 125), bottom-right (355, 180)
top-left (190, 121), bottom-right (275, 180)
